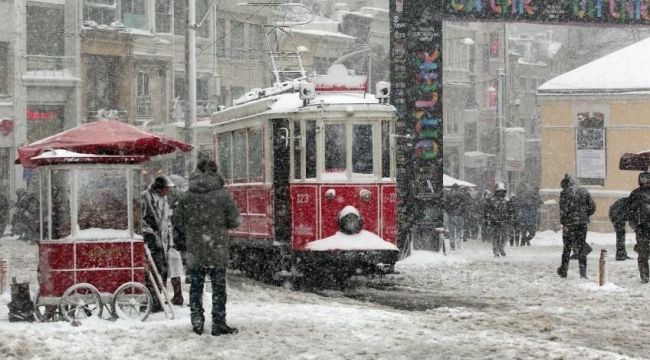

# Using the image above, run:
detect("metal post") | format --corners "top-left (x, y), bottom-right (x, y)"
top-left (599, 249), bottom-right (607, 286)
top-left (185, 0), bottom-right (197, 176)
top-left (496, 68), bottom-right (505, 183)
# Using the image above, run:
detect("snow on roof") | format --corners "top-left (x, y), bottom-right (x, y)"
top-left (33, 149), bottom-right (100, 159)
top-left (539, 37), bottom-right (650, 93)
top-left (268, 91), bottom-right (382, 113)
top-left (306, 230), bottom-right (398, 251)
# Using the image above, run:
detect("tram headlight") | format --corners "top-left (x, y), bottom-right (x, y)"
top-left (338, 205), bottom-right (363, 235)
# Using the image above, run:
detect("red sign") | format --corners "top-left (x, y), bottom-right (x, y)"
top-left (27, 109), bottom-right (57, 121)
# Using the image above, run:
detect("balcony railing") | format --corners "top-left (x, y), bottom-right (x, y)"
top-left (25, 55), bottom-right (77, 79)
top-left (215, 47), bottom-right (267, 62)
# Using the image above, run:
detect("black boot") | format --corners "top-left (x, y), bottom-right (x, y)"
top-left (171, 277), bottom-right (184, 306)
top-left (579, 262), bottom-right (588, 280)
top-left (192, 315), bottom-right (205, 335)
top-left (557, 267), bottom-right (567, 278)
top-left (212, 323), bottom-right (239, 336)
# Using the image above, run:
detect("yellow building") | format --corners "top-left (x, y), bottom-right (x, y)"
top-left (538, 38), bottom-right (650, 232)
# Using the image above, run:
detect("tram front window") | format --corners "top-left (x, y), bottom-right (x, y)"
top-left (325, 123), bottom-right (346, 174)
top-left (353, 124), bottom-right (373, 174)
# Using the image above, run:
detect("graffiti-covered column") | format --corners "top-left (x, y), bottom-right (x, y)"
top-left (391, 0), bottom-right (444, 251)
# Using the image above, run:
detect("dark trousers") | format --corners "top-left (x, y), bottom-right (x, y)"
top-left (559, 224), bottom-right (588, 277)
top-left (509, 224), bottom-right (521, 246)
top-left (491, 223), bottom-right (508, 256)
top-left (144, 233), bottom-right (168, 311)
top-left (519, 224), bottom-right (536, 246)
top-left (189, 267), bottom-right (227, 326)
top-left (613, 221), bottom-right (628, 258)
top-left (635, 233), bottom-right (650, 282)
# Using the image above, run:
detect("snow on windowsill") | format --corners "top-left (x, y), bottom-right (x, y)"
top-left (306, 230), bottom-right (398, 251)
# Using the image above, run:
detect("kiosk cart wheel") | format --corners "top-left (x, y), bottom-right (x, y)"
top-left (59, 283), bottom-right (103, 322)
top-left (111, 282), bottom-right (152, 321)
top-left (34, 290), bottom-right (63, 322)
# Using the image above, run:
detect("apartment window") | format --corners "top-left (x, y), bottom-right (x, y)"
top-left (249, 24), bottom-right (265, 60)
top-left (27, 4), bottom-right (64, 57)
top-left (137, 72), bottom-right (150, 97)
top-left (155, 0), bottom-right (172, 33)
top-left (231, 20), bottom-right (245, 60)
top-left (196, 0), bottom-right (210, 38)
top-left (84, 0), bottom-right (117, 26)
top-left (0, 43), bottom-right (7, 94)
top-left (216, 17), bottom-right (226, 57)
top-left (122, 0), bottom-right (146, 29)
top-left (197, 77), bottom-right (209, 101)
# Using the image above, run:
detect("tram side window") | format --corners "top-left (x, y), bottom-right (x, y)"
top-left (248, 128), bottom-right (262, 180)
top-left (382, 121), bottom-right (391, 178)
top-left (353, 124), bottom-right (373, 174)
top-left (218, 133), bottom-right (232, 182)
top-left (232, 130), bottom-right (247, 182)
top-left (50, 170), bottom-right (71, 239)
top-left (293, 120), bottom-right (301, 180)
top-left (325, 123), bottom-right (346, 173)
top-left (305, 120), bottom-right (316, 179)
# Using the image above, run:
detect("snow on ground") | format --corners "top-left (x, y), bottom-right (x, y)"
top-left (1, 231), bottom-right (649, 359)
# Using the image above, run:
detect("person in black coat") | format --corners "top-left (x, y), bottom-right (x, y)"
top-left (626, 172), bottom-right (650, 283)
top-left (609, 197), bottom-right (632, 261)
top-left (484, 183), bottom-right (513, 257)
top-left (557, 174), bottom-right (596, 279)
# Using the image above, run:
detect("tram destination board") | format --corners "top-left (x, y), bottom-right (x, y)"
top-left (390, 0), bottom-right (650, 249)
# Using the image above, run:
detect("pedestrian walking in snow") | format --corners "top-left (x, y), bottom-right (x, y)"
top-left (167, 174), bottom-right (189, 306)
top-left (625, 172), bottom-right (650, 283)
top-left (557, 174), bottom-right (595, 279)
top-left (484, 183), bottom-right (512, 257)
top-left (444, 184), bottom-right (469, 250)
top-left (141, 175), bottom-right (175, 312)
top-left (172, 159), bottom-right (242, 336)
top-left (509, 193), bottom-right (522, 246)
top-left (518, 186), bottom-right (542, 246)
top-left (609, 197), bottom-right (632, 261)
top-left (480, 189), bottom-right (492, 242)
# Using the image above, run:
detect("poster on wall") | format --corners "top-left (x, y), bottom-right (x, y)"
top-left (576, 128), bottom-right (606, 179)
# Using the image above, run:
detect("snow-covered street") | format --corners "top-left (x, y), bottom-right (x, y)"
top-left (2, 231), bottom-right (650, 360)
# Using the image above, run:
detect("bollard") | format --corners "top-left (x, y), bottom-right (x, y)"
top-left (599, 249), bottom-right (608, 286)
top-left (0, 259), bottom-right (6, 294)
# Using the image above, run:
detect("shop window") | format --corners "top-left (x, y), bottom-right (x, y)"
top-left (27, 105), bottom-right (64, 143)
top-left (137, 72), bottom-right (150, 97)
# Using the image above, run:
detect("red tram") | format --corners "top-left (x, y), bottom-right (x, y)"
top-left (197, 65), bottom-right (399, 284)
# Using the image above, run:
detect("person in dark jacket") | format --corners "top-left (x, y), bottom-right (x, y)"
top-left (480, 189), bottom-right (492, 242)
top-left (518, 186), bottom-right (542, 246)
top-left (172, 159), bottom-right (242, 336)
top-left (509, 193), bottom-right (522, 246)
top-left (626, 172), bottom-right (650, 283)
top-left (557, 174), bottom-right (596, 279)
top-left (444, 184), bottom-right (469, 250)
top-left (484, 183), bottom-right (513, 257)
top-left (141, 175), bottom-right (175, 312)
top-left (609, 197), bottom-right (632, 261)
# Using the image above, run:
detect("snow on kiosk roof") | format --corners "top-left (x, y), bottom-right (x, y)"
top-left (17, 119), bottom-right (192, 168)
top-left (539, 37), bottom-right (650, 93)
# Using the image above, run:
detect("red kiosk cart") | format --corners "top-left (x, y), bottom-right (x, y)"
top-left (16, 120), bottom-right (192, 322)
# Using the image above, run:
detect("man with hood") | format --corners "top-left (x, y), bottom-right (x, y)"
top-left (141, 175), bottom-right (175, 312)
top-left (172, 159), bottom-right (242, 336)
top-left (484, 183), bottom-right (513, 257)
top-left (626, 172), bottom-right (650, 283)
top-left (557, 174), bottom-right (596, 279)
top-left (609, 196), bottom-right (632, 261)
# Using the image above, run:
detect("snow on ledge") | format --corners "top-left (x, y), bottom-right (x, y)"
top-left (65, 228), bottom-right (142, 241)
top-left (306, 230), bottom-right (398, 251)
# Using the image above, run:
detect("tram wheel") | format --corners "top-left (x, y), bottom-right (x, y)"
top-left (112, 282), bottom-right (151, 321)
top-left (59, 283), bottom-right (103, 322)
top-left (34, 290), bottom-right (63, 322)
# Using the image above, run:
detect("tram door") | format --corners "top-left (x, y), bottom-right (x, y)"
top-left (272, 119), bottom-right (291, 243)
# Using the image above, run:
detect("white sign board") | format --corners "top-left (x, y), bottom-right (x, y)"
top-left (576, 128), bottom-right (606, 179)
